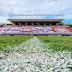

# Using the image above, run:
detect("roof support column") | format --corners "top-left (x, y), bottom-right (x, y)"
top-left (50, 23), bottom-right (52, 26)
top-left (56, 23), bottom-right (58, 25)
top-left (36, 23), bottom-right (40, 26)
top-left (44, 23), bottom-right (46, 26)
top-left (31, 23), bottom-right (34, 26)
top-left (25, 23), bottom-right (27, 25)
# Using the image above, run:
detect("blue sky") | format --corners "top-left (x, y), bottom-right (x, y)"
top-left (62, 20), bottom-right (72, 24)
top-left (0, 0), bottom-right (72, 24)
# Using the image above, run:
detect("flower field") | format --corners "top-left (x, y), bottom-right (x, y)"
top-left (0, 36), bottom-right (72, 72)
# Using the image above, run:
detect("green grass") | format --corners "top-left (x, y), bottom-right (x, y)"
top-left (0, 36), bottom-right (72, 52)
top-left (37, 36), bottom-right (72, 52)
top-left (0, 36), bottom-right (33, 51)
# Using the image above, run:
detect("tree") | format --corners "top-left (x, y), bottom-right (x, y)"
top-left (69, 23), bottom-right (72, 28)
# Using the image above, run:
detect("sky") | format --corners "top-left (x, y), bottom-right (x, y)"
top-left (0, 0), bottom-right (72, 24)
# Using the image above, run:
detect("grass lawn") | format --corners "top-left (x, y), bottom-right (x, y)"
top-left (0, 36), bottom-right (72, 52)
top-left (0, 36), bottom-right (33, 51)
top-left (37, 36), bottom-right (72, 52)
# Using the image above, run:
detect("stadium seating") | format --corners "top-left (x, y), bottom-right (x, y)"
top-left (53, 27), bottom-right (72, 33)
top-left (0, 26), bottom-right (72, 35)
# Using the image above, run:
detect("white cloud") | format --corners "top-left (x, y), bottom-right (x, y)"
top-left (0, 0), bottom-right (72, 23)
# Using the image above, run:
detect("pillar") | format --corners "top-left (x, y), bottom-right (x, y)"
top-left (31, 23), bottom-right (34, 26)
top-left (36, 23), bottom-right (40, 26)
top-left (44, 23), bottom-right (46, 26)
top-left (25, 23), bottom-right (27, 25)
top-left (50, 23), bottom-right (52, 26)
top-left (56, 23), bottom-right (58, 25)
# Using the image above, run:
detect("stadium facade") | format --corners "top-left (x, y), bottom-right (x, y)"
top-left (0, 14), bottom-right (72, 36)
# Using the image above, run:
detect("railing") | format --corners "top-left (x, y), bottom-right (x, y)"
top-left (8, 14), bottom-right (63, 19)
top-left (1, 32), bottom-right (72, 36)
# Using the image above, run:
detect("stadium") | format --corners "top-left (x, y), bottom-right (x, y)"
top-left (0, 0), bottom-right (72, 71)
top-left (0, 14), bottom-right (72, 36)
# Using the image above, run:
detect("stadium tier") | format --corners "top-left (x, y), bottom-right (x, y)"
top-left (0, 14), bottom-right (72, 36)
top-left (0, 26), bottom-right (72, 36)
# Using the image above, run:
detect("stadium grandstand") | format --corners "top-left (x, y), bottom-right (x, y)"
top-left (0, 14), bottom-right (72, 36)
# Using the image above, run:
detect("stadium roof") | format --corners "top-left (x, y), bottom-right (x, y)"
top-left (8, 14), bottom-right (64, 23)
top-left (8, 19), bottom-right (64, 23)
top-left (8, 14), bottom-right (63, 16)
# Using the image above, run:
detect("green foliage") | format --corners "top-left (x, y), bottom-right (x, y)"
top-left (37, 36), bottom-right (72, 52)
top-left (0, 24), bottom-right (4, 27)
top-left (69, 24), bottom-right (72, 28)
